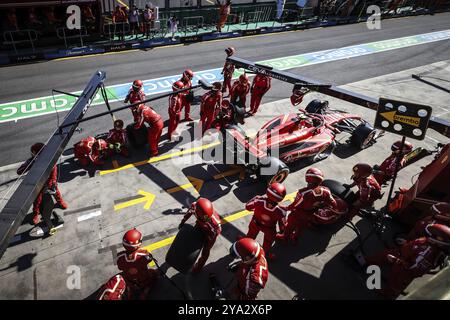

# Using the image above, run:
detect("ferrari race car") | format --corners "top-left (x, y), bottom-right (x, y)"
top-left (221, 99), bottom-right (379, 184)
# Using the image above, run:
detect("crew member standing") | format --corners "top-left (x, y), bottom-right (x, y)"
top-left (216, 0), bottom-right (232, 33)
top-left (133, 104), bottom-right (164, 156)
top-left (200, 82), bottom-right (223, 134)
top-left (179, 198), bottom-right (222, 273)
top-left (230, 74), bottom-right (250, 110)
top-left (221, 47), bottom-right (236, 96)
top-left (249, 73), bottom-right (271, 115)
top-left (117, 228), bottom-right (159, 300)
top-left (179, 69), bottom-right (194, 121)
top-left (124, 80), bottom-right (145, 117)
top-left (244, 183), bottom-right (286, 260)
top-left (168, 81), bottom-right (184, 141)
top-left (106, 119), bottom-right (129, 157)
top-left (229, 238), bottom-right (268, 300)
top-left (17, 143), bottom-right (68, 225)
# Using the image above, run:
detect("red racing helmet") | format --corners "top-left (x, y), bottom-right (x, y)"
top-left (212, 82), bottom-right (222, 91)
top-left (391, 140), bottom-right (413, 154)
top-left (183, 69), bottom-right (194, 79)
top-left (239, 74), bottom-right (249, 84)
top-left (305, 167), bottom-right (324, 187)
top-left (122, 228), bottom-right (143, 251)
top-left (225, 46), bottom-right (235, 56)
top-left (194, 198), bottom-right (214, 220)
top-left (351, 163), bottom-right (373, 181)
top-left (266, 182), bottom-right (286, 203)
top-left (114, 119), bottom-right (124, 130)
top-left (172, 80), bottom-right (184, 91)
top-left (431, 202), bottom-right (450, 223)
top-left (94, 139), bottom-right (108, 151)
top-left (231, 238), bottom-right (263, 264)
top-left (425, 223), bottom-right (450, 249)
top-left (132, 79), bottom-right (143, 91)
top-left (31, 142), bottom-right (45, 156)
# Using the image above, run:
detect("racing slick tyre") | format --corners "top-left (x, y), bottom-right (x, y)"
top-left (322, 179), bottom-right (356, 205)
top-left (257, 157), bottom-right (290, 185)
top-left (126, 124), bottom-right (148, 148)
top-left (351, 123), bottom-right (376, 150)
top-left (165, 224), bottom-right (206, 274)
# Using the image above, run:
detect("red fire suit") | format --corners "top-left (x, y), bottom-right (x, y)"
top-left (117, 248), bottom-right (159, 298)
top-left (405, 215), bottom-right (450, 241)
top-left (124, 88), bottom-right (146, 117)
top-left (245, 195), bottom-right (286, 255)
top-left (235, 253), bottom-right (269, 300)
top-left (281, 186), bottom-right (337, 243)
top-left (73, 136), bottom-right (105, 166)
top-left (212, 99), bottom-right (234, 130)
top-left (230, 79), bottom-right (250, 110)
top-left (134, 105), bottom-right (163, 156)
top-left (365, 237), bottom-right (446, 299)
top-left (374, 154), bottom-right (407, 185)
top-left (180, 202), bottom-right (222, 271)
top-left (200, 90), bottom-right (222, 134)
top-left (106, 128), bottom-right (129, 157)
top-left (168, 93), bottom-right (183, 140)
top-left (97, 274), bottom-right (128, 300)
top-left (17, 158), bottom-right (66, 216)
top-left (222, 61), bottom-right (235, 95)
top-left (180, 76), bottom-right (193, 120)
top-left (250, 74), bottom-right (271, 114)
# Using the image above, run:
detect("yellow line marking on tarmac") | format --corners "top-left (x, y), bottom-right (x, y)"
top-left (166, 176), bottom-right (204, 194)
top-left (114, 190), bottom-right (156, 211)
top-left (100, 141), bottom-right (220, 175)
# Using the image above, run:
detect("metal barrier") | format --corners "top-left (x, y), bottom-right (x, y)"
top-left (182, 16), bottom-right (204, 35)
top-left (56, 26), bottom-right (89, 49)
top-left (245, 11), bottom-right (264, 29)
top-left (3, 29), bottom-right (38, 54)
top-left (102, 22), bottom-right (131, 42)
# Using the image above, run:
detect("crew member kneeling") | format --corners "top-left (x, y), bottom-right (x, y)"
top-left (74, 136), bottom-right (108, 166)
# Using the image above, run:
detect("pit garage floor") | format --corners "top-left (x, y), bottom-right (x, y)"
top-left (0, 60), bottom-right (449, 300)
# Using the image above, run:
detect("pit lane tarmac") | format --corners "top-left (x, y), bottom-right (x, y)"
top-left (0, 60), bottom-right (449, 300)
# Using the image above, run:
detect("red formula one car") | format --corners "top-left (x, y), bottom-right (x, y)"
top-left (221, 100), bottom-right (378, 184)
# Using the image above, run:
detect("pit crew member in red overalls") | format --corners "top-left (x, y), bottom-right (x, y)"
top-left (133, 104), bottom-right (163, 156)
top-left (346, 163), bottom-right (381, 219)
top-left (117, 228), bottom-right (159, 300)
top-left (249, 73), bottom-right (271, 115)
top-left (364, 223), bottom-right (450, 299)
top-left (17, 143), bottom-right (68, 225)
top-left (229, 238), bottom-right (269, 300)
top-left (221, 47), bottom-right (235, 96)
top-left (179, 69), bottom-right (194, 121)
top-left (168, 81), bottom-right (184, 141)
top-left (178, 198), bottom-right (222, 273)
top-left (73, 136), bottom-right (108, 166)
top-left (200, 82), bottom-right (223, 134)
top-left (106, 119), bottom-right (129, 157)
top-left (97, 273), bottom-right (128, 300)
top-left (244, 183), bottom-right (286, 260)
top-left (277, 168), bottom-right (337, 244)
top-left (124, 79), bottom-right (145, 117)
top-left (230, 73), bottom-right (250, 110)
top-left (373, 140), bottom-right (413, 185)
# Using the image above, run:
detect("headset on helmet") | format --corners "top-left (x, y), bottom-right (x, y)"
top-left (122, 228), bottom-right (143, 251)
top-left (425, 223), bottom-right (450, 249)
top-left (172, 80), bottom-right (184, 91)
top-left (183, 69), bottom-right (194, 79)
top-left (305, 167), bottom-right (324, 186)
top-left (230, 238), bottom-right (263, 264)
top-left (266, 182), bottom-right (286, 203)
top-left (132, 80), bottom-right (143, 91)
top-left (194, 198), bottom-right (214, 220)
top-left (305, 99), bottom-right (329, 114)
top-left (351, 163), bottom-right (373, 181)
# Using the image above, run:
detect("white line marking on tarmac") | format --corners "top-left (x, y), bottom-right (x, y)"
top-left (77, 210), bottom-right (102, 222)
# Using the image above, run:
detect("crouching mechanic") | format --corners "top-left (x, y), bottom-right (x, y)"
top-left (345, 163), bottom-right (381, 219)
top-left (178, 198), bottom-right (222, 273)
top-left (373, 140), bottom-right (413, 185)
top-left (74, 136), bottom-right (109, 166)
top-left (228, 238), bottom-right (268, 300)
top-left (97, 273), bottom-right (128, 300)
top-left (277, 168), bottom-right (337, 244)
top-left (133, 104), bottom-right (164, 156)
top-left (244, 183), bottom-right (286, 260)
top-left (17, 143), bottom-right (68, 225)
top-left (364, 223), bottom-right (450, 299)
top-left (106, 119), bottom-right (129, 157)
top-left (117, 228), bottom-right (160, 300)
